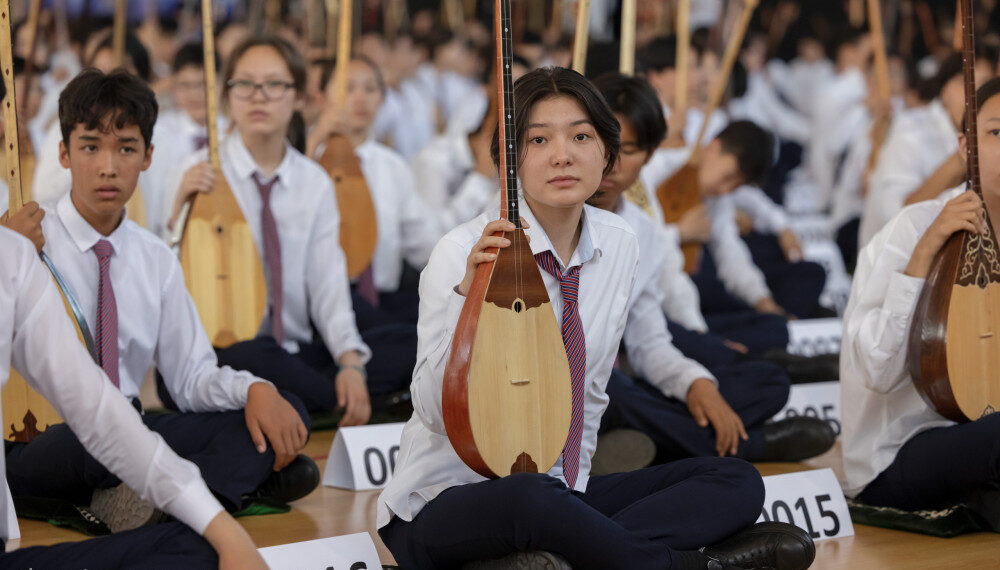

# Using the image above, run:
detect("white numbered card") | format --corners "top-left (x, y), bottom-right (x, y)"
top-left (772, 381), bottom-right (841, 436)
top-left (258, 532), bottom-right (381, 569)
top-left (323, 423), bottom-right (405, 491)
top-left (756, 468), bottom-right (854, 541)
top-left (787, 318), bottom-right (842, 357)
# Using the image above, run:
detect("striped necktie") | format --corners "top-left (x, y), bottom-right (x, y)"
top-left (536, 250), bottom-right (586, 489)
top-left (253, 172), bottom-right (285, 344)
top-left (93, 239), bottom-right (120, 388)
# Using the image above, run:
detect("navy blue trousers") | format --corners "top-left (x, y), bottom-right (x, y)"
top-left (693, 237), bottom-right (826, 320)
top-left (667, 314), bottom-right (789, 363)
top-left (379, 460), bottom-right (765, 570)
top-left (5, 394), bottom-right (309, 510)
top-left (0, 521), bottom-right (216, 569)
top-left (858, 412), bottom-right (1000, 511)
top-left (214, 327), bottom-right (414, 414)
top-left (602, 365), bottom-right (789, 461)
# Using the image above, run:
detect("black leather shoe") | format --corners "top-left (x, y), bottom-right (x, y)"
top-left (251, 454), bottom-right (321, 503)
top-left (761, 350), bottom-right (839, 383)
top-left (746, 417), bottom-right (836, 462)
top-left (704, 522), bottom-right (815, 570)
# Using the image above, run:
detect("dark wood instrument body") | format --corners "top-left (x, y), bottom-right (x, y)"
top-left (318, 136), bottom-right (378, 280)
top-left (656, 163), bottom-right (702, 273)
top-left (908, 232), bottom-right (965, 422)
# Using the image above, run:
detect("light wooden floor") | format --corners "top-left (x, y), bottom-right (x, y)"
top-left (16, 430), bottom-right (1000, 568)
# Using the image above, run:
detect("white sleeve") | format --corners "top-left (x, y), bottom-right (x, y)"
top-left (307, 179), bottom-right (372, 363)
top-left (730, 186), bottom-right (789, 234)
top-left (657, 224), bottom-right (708, 331)
top-left (708, 198), bottom-right (772, 306)
top-left (841, 217), bottom-right (927, 394)
top-left (409, 235), bottom-right (470, 436)
top-left (8, 234), bottom-right (222, 534)
top-left (154, 250), bottom-right (264, 412)
top-left (865, 127), bottom-right (934, 240)
top-left (625, 261), bottom-right (715, 402)
top-left (397, 158), bottom-right (445, 269)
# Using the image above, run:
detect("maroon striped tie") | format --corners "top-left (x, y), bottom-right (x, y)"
top-left (253, 173), bottom-right (285, 344)
top-left (93, 239), bottom-right (120, 388)
top-left (536, 250), bottom-right (586, 489)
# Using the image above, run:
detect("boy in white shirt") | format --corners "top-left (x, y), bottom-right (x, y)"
top-left (5, 69), bottom-right (318, 526)
top-left (591, 72), bottom-right (834, 465)
top-left (0, 225), bottom-right (268, 568)
top-left (842, 77), bottom-right (1000, 526)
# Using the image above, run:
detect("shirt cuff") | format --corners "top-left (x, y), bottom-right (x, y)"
top-left (162, 479), bottom-right (225, 535)
top-left (884, 271), bottom-right (925, 320)
top-left (667, 366), bottom-right (717, 402)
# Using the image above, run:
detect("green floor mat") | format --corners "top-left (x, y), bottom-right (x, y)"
top-left (848, 498), bottom-right (991, 537)
top-left (233, 496), bottom-right (291, 517)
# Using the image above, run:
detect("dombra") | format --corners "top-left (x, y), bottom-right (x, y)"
top-left (441, 0), bottom-right (572, 479)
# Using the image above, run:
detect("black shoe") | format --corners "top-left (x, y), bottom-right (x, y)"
top-left (463, 551), bottom-right (572, 569)
top-left (371, 389), bottom-right (413, 419)
top-left (251, 454), bottom-right (320, 503)
top-left (761, 350), bottom-right (839, 383)
top-left (746, 417), bottom-right (836, 462)
top-left (703, 522), bottom-right (815, 570)
top-left (590, 429), bottom-right (656, 475)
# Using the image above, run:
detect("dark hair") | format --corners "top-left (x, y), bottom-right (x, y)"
top-left (592, 72), bottom-right (666, 156)
top-left (318, 54), bottom-right (387, 96)
top-left (638, 35), bottom-right (677, 73)
top-left (490, 67), bottom-right (620, 176)
top-left (920, 47), bottom-right (998, 101)
top-left (90, 32), bottom-right (152, 83)
top-left (715, 120), bottom-right (774, 186)
top-left (223, 35), bottom-right (307, 152)
top-left (172, 42), bottom-right (220, 74)
top-left (59, 68), bottom-right (158, 148)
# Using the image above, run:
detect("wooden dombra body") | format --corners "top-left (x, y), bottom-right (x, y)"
top-left (442, 0), bottom-right (572, 479)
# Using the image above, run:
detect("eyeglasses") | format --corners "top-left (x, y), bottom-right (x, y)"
top-left (226, 79), bottom-right (296, 101)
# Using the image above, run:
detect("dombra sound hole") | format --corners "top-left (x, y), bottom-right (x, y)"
top-left (512, 299), bottom-right (524, 313)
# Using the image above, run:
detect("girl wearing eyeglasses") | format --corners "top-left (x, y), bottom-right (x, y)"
top-left (166, 36), bottom-right (373, 426)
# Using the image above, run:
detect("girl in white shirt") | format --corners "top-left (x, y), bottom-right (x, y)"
top-left (376, 67), bottom-right (814, 570)
top-left (307, 55), bottom-right (442, 326)
top-left (168, 36), bottom-right (373, 424)
top-left (842, 77), bottom-right (1000, 525)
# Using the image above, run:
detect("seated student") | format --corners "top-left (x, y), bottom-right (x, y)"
top-left (142, 41), bottom-right (228, 239)
top-left (377, 66), bottom-right (815, 570)
top-left (0, 226), bottom-right (268, 569)
top-left (306, 54), bottom-right (443, 326)
top-left (590, 72), bottom-right (834, 466)
top-left (166, 36), bottom-right (374, 422)
top-left (639, 122), bottom-right (812, 356)
top-left (859, 50), bottom-right (997, 247)
top-left (841, 77), bottom-right (1000, 529)
top-left (4, 70), bottom-right (317, 527)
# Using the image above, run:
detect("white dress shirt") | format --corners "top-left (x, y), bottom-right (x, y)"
top-left (728, 72), bottom-right (812, 145)
top-left (807, 68), bottom-right (869, 211)
top-left (617, 200), bottom-right (714, 399)
top-left (372, 81), bottom-right (437, 159)
top-left (766, 58), bottom-right (836, 120)
top-left (830, 113), bottom-right (873, 229)
top-left (41, 192), bottom-right (263, 411)
top-left (409, 132), bottom-right (497, 232)
top-left (640, 148), bottom-right (773, 306)
top-left (377, 200), bottom-right (639, 528)
top-left (170, 133), bottom-right (370, 362)
top-left (840, 186), bottom-right (962, 497)
top-left (859, 99), bottom-right (958, 248)
top-left (355, 139), bottom-right (443, 291)
top-left (0, 227), bottom-right (223, 541)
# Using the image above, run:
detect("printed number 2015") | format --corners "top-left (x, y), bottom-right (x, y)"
top-left (759, 494), bottom-right (840, 538)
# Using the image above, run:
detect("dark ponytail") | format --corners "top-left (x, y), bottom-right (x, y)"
top-left (287, 110), bottom-right (306, 153)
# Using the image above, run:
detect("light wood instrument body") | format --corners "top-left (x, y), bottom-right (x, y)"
top-left (571, 0), bottom-right (590, 75)
top-left (656, 163), bottom-right (702, 273)
top-left (178, 0), bottom-right (267, 348)
top-left (908, 0), bottom-right (1000, 422)
top-left (864, 0), bottom-right (893, 189)
top-left (443, 0), bottom-right (572, 479)
top-left (318, 0), bottom-right (377, 280)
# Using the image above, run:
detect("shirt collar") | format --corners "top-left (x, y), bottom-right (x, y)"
top-left (225, 131), bottom-right (297, 187)
top-left (56, 191), bottom-right (128, 255)
top-left (515, 196), bottom-right (600, 271)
